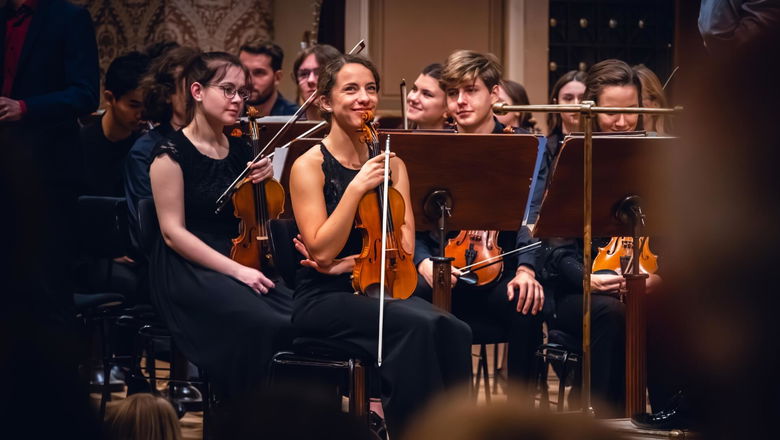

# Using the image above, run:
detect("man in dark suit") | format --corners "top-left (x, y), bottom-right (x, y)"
top-left (1, 1), bottom-right (101, 437)
top-left (0, 0), bottom-right (99, 313)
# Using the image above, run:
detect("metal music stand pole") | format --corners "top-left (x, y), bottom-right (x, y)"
top-left (581, 101), bottom-right (596, 416)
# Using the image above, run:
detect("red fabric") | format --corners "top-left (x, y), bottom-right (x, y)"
top-left (2, 0), bottom-right (38, 97)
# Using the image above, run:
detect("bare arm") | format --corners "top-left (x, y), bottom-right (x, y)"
top-left (290, 148), bottom-right (395, 266)
top-left (389, 156), bottom-right (415, 255)
top-left (150, 154), bottom-right (274, 293)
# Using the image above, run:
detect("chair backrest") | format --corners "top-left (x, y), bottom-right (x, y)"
top-left (77, 196), bottom-right (129, 258)
top-left (137, 198), bottom-right (160, 256)
top-left (268, 218), bottom-right (303, 288)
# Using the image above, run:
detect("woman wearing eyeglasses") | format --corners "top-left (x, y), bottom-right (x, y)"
top-left (148, 52), bottom-right (293, 402)
top-left (291, 44), bottom-right (341, 120)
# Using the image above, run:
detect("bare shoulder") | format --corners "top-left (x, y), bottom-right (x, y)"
top-left (292, 145), bottom-right (325, 173)
top-left (390, 155), bottom-right (408, 175)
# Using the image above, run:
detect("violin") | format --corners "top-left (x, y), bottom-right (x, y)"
top-left (230, 106), bottom-right (285, 271)
top-left (351, 111), bottom-right (417, 299)
top-left (592, 236), bottom-right (658, 275)
top-left (445, 230), bottom-right (503, 286)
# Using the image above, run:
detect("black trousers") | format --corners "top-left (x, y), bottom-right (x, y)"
top-left (293, 275), bottom-right (472, 439)
top-left (413, 274), bottom-right (544, 401)
top-left (553, 293), bottom-right (626, 416)
top-left (554, 291), bottom-right (684, 415)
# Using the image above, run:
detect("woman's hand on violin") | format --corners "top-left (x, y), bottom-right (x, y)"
top-left (293, 234), bottom-right (356, 275)
top-left (232, 265), bottom-right (275, 294)
top-left (349, 153), bottom-right (396, 194)
top-left (507, 267), bottom-right (544, 315)
top-left (417, 258), bottom-right (459, 288)
top-left (591, 273), bottom-right (625, 293)
top-left (248, 158), bottom-right (274, 183)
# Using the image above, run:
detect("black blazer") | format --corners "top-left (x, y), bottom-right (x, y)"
top-left (0, 0), bottom-right (99, 184)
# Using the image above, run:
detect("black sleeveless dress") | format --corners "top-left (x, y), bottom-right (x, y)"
top-left (148, 130), bottom-right (293, 399)
top-left (292, 144), bottom-right (473, 437)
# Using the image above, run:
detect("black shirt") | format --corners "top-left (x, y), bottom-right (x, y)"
top-left (269, 93), bottom-right (299, 116)
top-left (80, 116), bottom-right (140, 196)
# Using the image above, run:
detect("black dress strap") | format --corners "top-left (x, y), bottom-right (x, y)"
top-left (320, 143), bottom-right (359, 216)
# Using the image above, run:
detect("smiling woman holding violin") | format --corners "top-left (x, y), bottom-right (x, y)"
top-left (148, 52), bottom-right (293, 402)
top-left (289, 54), bottom-right (471, 439)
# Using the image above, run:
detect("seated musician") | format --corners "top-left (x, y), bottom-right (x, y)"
top-left (526, 70), bottom-right (587, 223)
top-left (537, 59), bottom-right (671, 417)
top-left (238, 40), bottom-right (299, 117)
top-left (125, 45), bottom-right (201, 252)
top-left (148, 52), bottom-right (293, 402)
top-left (412, 49), bottom-right (544, 403)
top-left (633, 64), bottom-right (670, 135)
top-left (406, 63), bottom-right (450, 130)
top-left (290, 44), bottom-right (341, 121)
top-left (496, 79), bottom-right (538, 133)
top-left (289, 54), bottom-right (472, 438)
top-left (80, 52), bottom-right (149, 197)
top-left (77, 52), bottom-right (149, 302)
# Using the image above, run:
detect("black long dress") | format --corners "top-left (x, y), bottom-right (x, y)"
top-left (292, 144), bottom-right (473, 438)
top-left (148, 130), bottom-right (293, 399)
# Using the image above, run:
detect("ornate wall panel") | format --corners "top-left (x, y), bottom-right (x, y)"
top-left (74, 0), bottom-right (274, 82)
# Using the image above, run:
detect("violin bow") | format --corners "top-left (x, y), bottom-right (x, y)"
top-left (264, 120), bottom-right (328, 160)
top-left (400, 79), bottom-right (408, 129)
top-left (662, 66), bottom-right (679, 90)
top-left (215, 39), bottom-right (367, 213)
top-left (377, 133), bottom-right (392, 366)
top-left (458, 241), bottom-right (542, 276)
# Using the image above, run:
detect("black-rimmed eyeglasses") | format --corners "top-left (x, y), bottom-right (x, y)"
top-left (208, 84), bottom-right (250, 101)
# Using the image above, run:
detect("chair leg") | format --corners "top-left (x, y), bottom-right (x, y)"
top-left (99, 316), bottom-right (112, 419)
top-left (557, 353), bottom-right (570, 412)
top-left (349, 359), bottom-right (368, 425)
top-left (479, 344), bottom-right (490, 403)
top-left (145, 329), bottom-right (158, 395)
top-left (492, 343), bottom-right (502, 394)
top-left (537, 353), bottom-right (551, 411)
top-left (201, 369), bottom-right (213, 440)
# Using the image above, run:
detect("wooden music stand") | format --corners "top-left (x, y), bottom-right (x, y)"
top-left (534, 134), bottom-right (677, 417)
top-left (385, 131), bottom-right (540, 310)
top-left (252, 117), bottom-right (326, 150)
top-left (278, 138), bottom-right (323, 219)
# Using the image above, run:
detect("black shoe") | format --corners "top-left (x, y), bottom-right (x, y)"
top-left (368, 411), bottom-right (388, 440)
top-left (631, 391), bottom-right (690, 430)
top-left (162, 382), bottom-right (203, 413)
